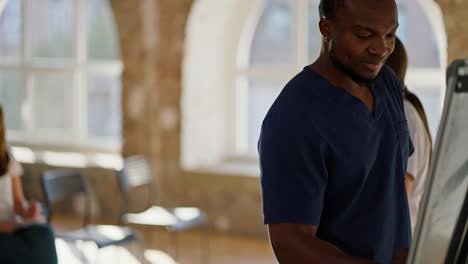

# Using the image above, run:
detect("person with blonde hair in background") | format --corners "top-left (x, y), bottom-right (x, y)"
top-left (385, 37), bottom-right (432, 232)
top-left (0, 105), bottom-right (58, 264)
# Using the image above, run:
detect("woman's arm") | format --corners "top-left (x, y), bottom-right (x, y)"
top-left (405, 173), bottom-right (414, 200)
top-left (12, 176), bottom-right (40, 220)
top-left (0, 219), bottom-right (17, 233)
top-left (12, 175), bottom-right (26, 215)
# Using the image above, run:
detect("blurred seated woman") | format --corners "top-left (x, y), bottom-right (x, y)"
top-left (0, 105), bottom-right (57, 264)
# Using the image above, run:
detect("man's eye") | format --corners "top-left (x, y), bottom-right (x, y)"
top-left (356, 34), bottom-right (372, 39)
top-left (386, 34), bottom-right (396, 39)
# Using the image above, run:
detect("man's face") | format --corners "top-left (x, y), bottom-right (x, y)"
top-left (327, 0), bottom-right (398, 84)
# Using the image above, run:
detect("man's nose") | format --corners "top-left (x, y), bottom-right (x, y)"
top-left (368, 38), bottom-right (389, 57)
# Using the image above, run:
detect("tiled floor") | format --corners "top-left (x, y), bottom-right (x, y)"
top-left (52, 217), bottom-right (277, 264)
top-left (140, 227), bottom-right (276, 264)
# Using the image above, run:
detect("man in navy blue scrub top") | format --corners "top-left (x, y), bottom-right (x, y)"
top-left (259, 0), bottom-right (414, 263)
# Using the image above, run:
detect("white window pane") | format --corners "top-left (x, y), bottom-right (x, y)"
top-left (410, 88), bottom-right (441, 142)
top-left (0, 70), bottom-right (22, 130)
top-left (419, 93), bottom-right (441, 142)
top-left (87, 74), bottom-right (121, 141)
top-left (86, 0), bottom-right (120, 60)
top-left (250, 0), bottom-right (293, 66)
top-left (248, 79), bottom-right (284, 154)
top-left (396, 4), bottom-right (408, 43)
top-left (308, 0), bottom-right (321, 62)
top-left (31, 0), bottom-right (75, 59)
top-left (0, 0), bottom-right (22, 58)
top-left (396, 1), bottom-right (440, 67)
top-left (32, 73), bottom-right (73, 131)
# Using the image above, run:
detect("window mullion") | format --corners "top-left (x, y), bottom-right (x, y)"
top-left (235, 76), bottom-right (249, 154)
top-left (22, 0), bottom-right (31, 61)
top-left (295, 0), bottom-right (309, 68)
top-left (7, 0), bottom-right (120, 152)
top-left (75, 0), bottom-right (87, 146)
top-left (233, 0), bottom-right (265, 156)
top-left (22, 0), bottom-right (32, 140)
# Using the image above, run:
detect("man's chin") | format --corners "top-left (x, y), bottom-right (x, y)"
top-left (356, 66), bottom-right (384, 84)
top-left (361, 73), bottom-right (379, 82)
top-left (359, 64), bottom-right (383, 78)
top-left (330, 55), bottom-right (379, 85)
top-left (345, 70), bottom-right (379, 86)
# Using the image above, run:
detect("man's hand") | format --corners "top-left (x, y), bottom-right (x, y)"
top-left (392, 248), bottom-right (409, 264)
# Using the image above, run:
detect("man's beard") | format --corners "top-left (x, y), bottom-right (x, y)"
top-left (329, 46), bottom-right (379, 86)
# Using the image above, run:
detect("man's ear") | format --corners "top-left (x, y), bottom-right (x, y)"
top-left (319, 18), bottom-right (331, 42)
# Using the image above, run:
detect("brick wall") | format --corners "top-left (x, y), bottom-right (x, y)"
top-left (437, 0), bottom-right (468, 63)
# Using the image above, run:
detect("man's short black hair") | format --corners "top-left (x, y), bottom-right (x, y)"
top-left (319, 0), bottom-right (345, 19)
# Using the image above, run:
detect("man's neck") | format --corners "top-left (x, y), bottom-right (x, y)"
top-left (309, 55), bottom-right (375, 112)
top-left (310, 55), bottom-right (368, 92)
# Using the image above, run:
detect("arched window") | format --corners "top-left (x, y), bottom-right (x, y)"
top-left (182, 0), bottom-right (445, 174)
top-left (236, 0), bottom-right (322, 156)
top-left (0, 0), bottom-right (121, 152)
top-left (237, 0), bottom-right (444, 157)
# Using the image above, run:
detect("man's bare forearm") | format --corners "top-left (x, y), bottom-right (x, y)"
top-left (271, 233), bottom-right (377, 264)
top-left (269, 224), bottom-right (377, 264)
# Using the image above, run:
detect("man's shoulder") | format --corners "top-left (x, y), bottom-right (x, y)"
top-left (271, 68), bottom-right (325, 111)
top-left (377, 65), bottom-right (404, 102)
top-left (289, 66), bottom-right (328, 89)
top-left (261, 67), bottom-right (328, 140)
top-left (379, 65), bottom-right (402, 88)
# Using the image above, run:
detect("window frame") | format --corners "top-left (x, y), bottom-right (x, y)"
top-left (233, 0), bottom-right (311, 159)
top-left (0, 0), bottom-right (122, 153)
top-left (233, 0), bottom-right (445, 159)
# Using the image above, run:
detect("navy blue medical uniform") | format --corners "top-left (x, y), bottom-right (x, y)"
top-left (259, 65), bottom-right (414, 264)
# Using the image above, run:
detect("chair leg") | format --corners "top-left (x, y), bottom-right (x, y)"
top-left (81, 240), bottom-right (94, 264)
top-left (76, 240), bottom-right (94, 264)
top-left (94, 244), bottom-right (100, 264)
top-left (169, 231), bottom-right (178, 261)
top-left (115, 245), bottom-right (121, 264)
top-left (129, 240), bottom-right (145, 264)
top-left (136, 240), bottom-right (146, 264)
top-left (199, 229), bottom-right (210, 264)
top-left (67, 240), bottom-right (90, 264)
